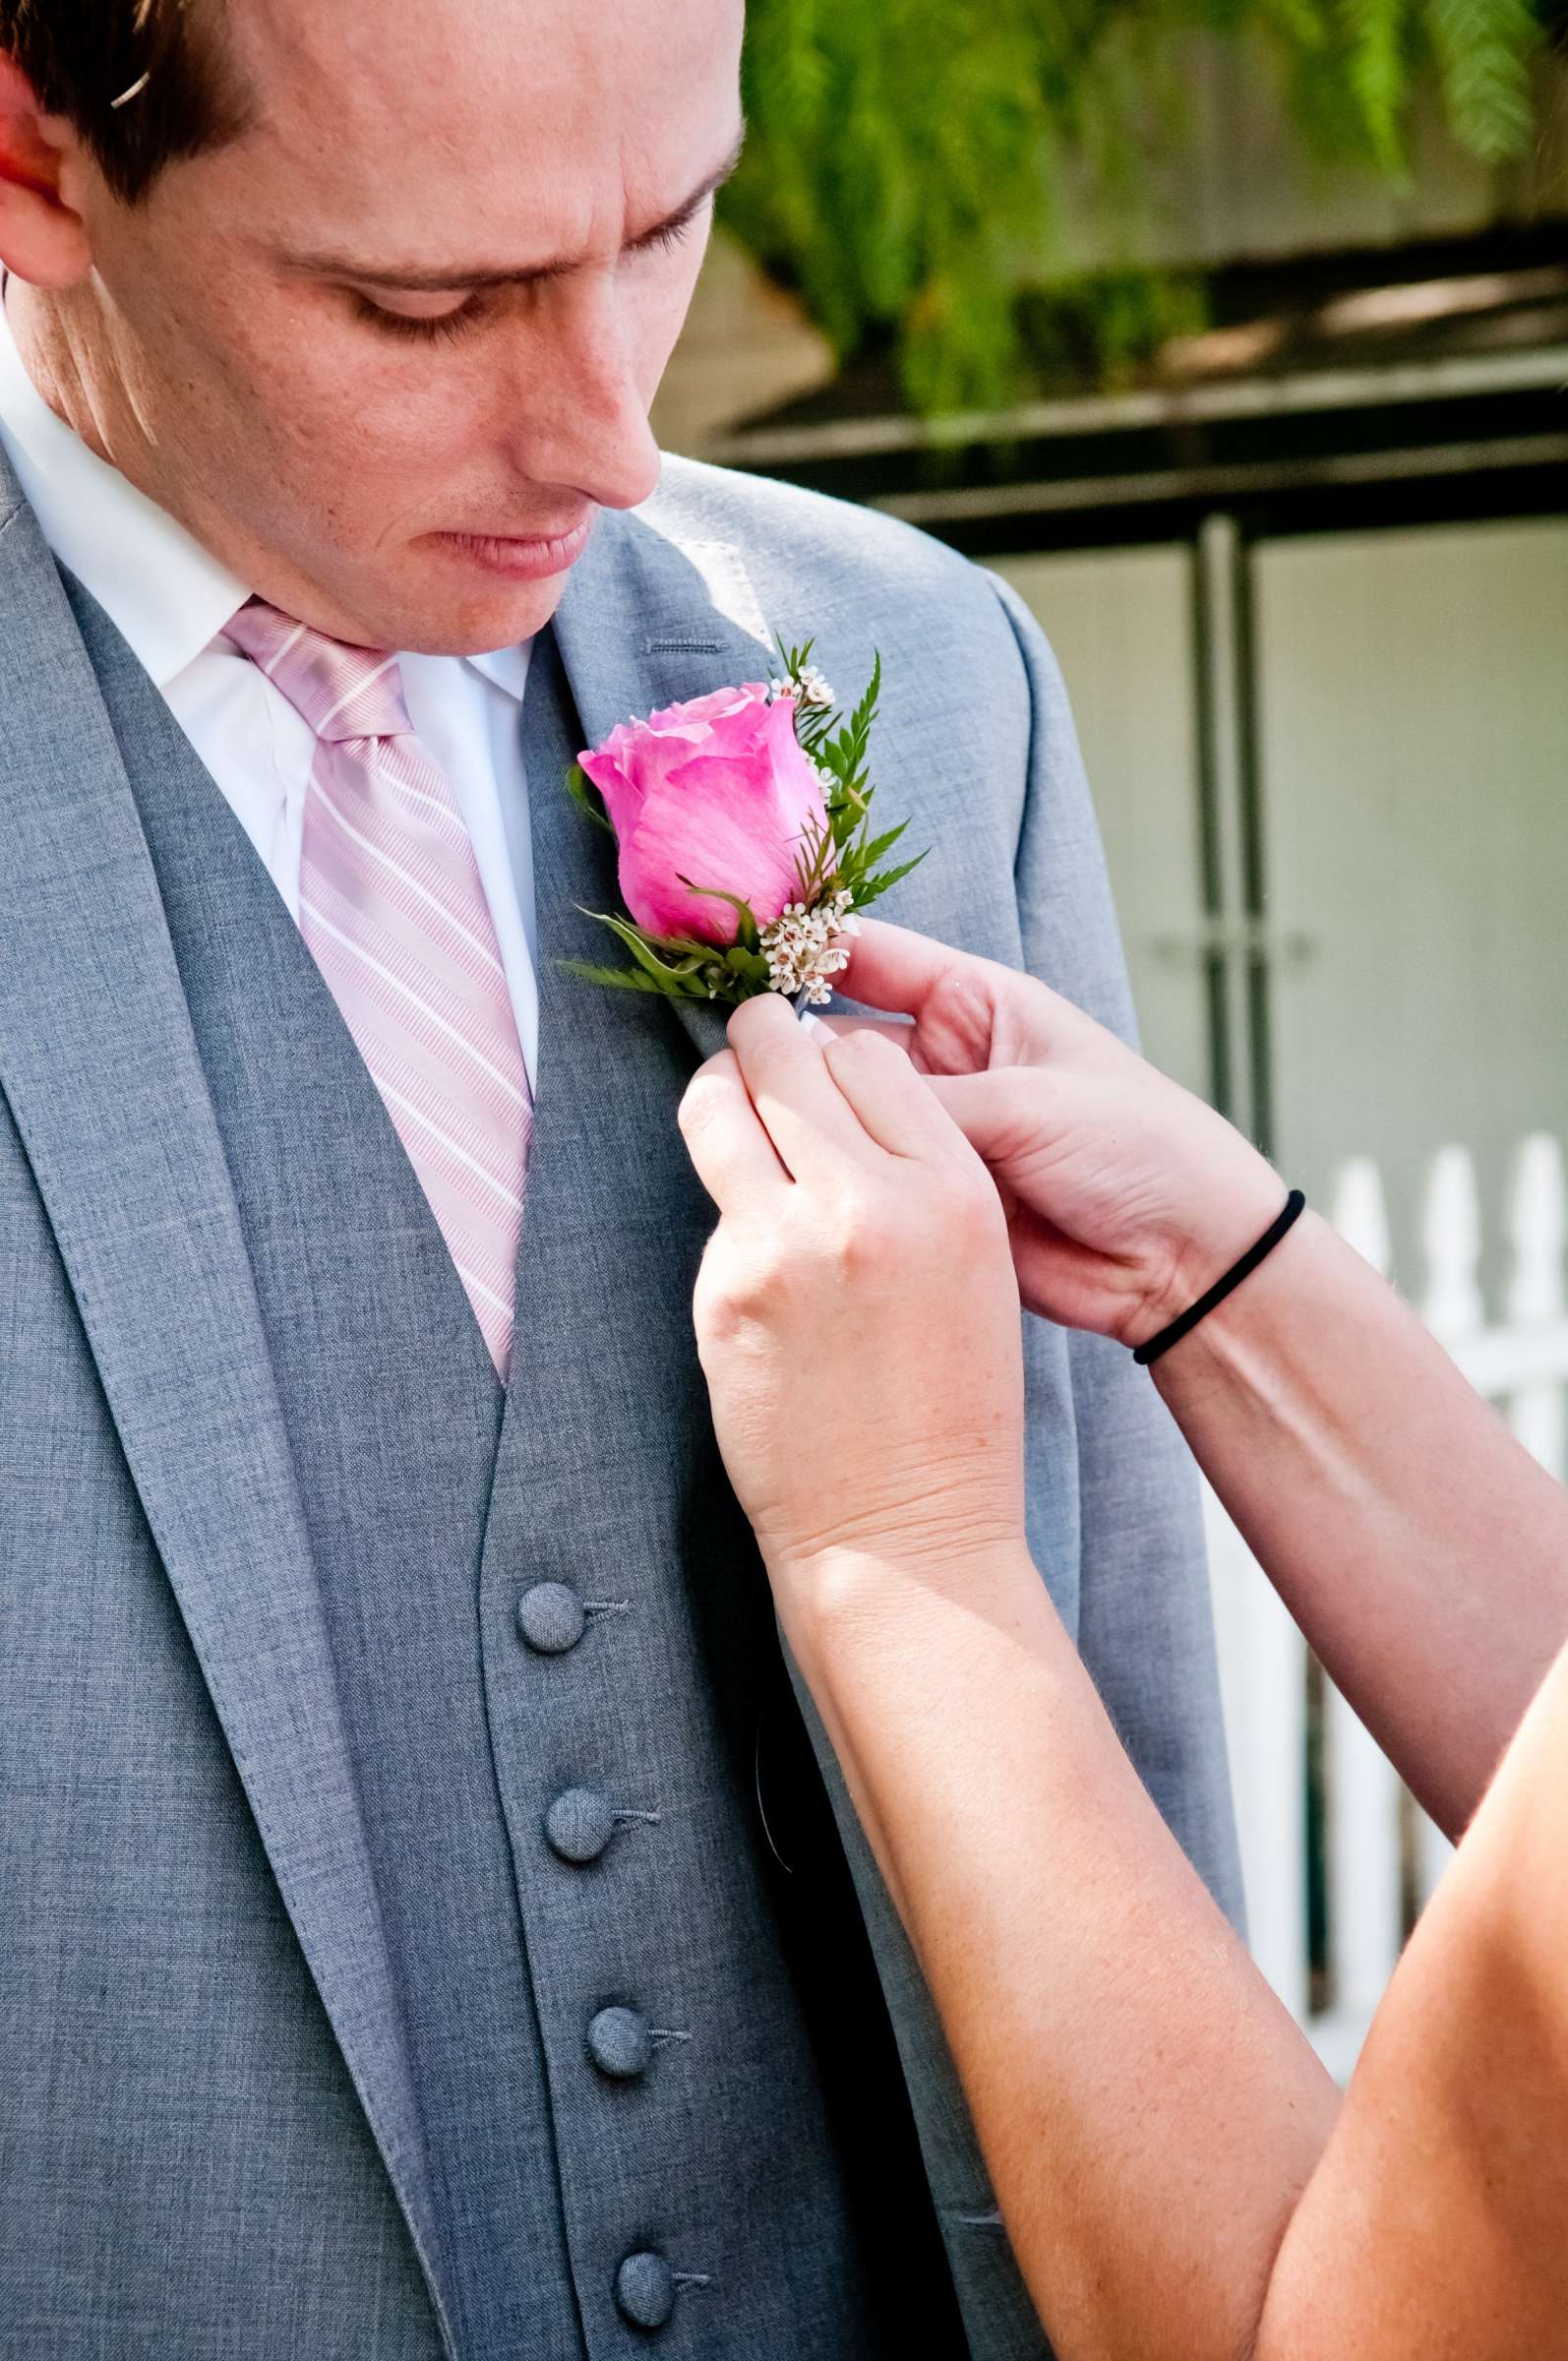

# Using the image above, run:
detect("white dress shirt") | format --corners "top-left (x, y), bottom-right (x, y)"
top-left (0, 298), bottom-right (540, 1085)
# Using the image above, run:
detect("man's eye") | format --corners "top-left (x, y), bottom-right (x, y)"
top-left (349, 291), bottom-right (486, 343)
top-left (639, 216), bottom-right (696, 259)
top-left (631, 206), bottom-right (710, 265)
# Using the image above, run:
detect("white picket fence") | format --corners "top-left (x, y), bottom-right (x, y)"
top-left (1207, 1131), bottom-right (1568, 2081)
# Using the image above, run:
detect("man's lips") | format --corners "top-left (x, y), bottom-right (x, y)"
top-left (432, 515), bottom-right (595, 580)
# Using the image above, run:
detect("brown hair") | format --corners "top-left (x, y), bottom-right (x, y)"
top-left (0, 0), bottom-right (252, 202)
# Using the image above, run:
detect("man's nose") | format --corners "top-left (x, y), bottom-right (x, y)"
top-left (501, 278), bottom-right (663, 515)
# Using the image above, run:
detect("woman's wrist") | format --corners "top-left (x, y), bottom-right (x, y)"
top-left (1148, 1205), bottom-right (1334, 1396)
top-left (767, 1532), bottom-right (1043, 1674)
top-left (1128, 1156), bottom-right (1297, 1352)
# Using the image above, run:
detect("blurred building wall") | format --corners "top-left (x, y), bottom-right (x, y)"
top-left (1060, 40), bottom-right (1568, 272)
top-left (996, 523), bottom-right (1568, 1303)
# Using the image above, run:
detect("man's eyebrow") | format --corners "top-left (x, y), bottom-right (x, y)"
top-left (285, 132), bottom-right (747, 294)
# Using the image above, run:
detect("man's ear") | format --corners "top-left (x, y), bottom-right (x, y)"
top-left (0, 53), bottom-right (92, 288)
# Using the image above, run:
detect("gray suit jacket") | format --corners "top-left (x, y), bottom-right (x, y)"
top-left (0, 447), bottom-right (1240, 2359)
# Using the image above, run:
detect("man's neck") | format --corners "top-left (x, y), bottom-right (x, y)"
top-left (3, 276), bottom-right (126, 475)
top-left (0, 273), bottom-right (252, 690)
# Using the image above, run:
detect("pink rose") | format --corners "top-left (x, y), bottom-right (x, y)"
top-left (578, 683), bottom-right (828, 946)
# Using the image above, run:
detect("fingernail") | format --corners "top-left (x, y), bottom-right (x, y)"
top-left (798, 1010), bottom-right (832, 1044)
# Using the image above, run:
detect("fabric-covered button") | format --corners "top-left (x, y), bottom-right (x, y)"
top-left (587, 2006), bottom-right (651, 2081)
top-left (616, 2251), bottom-right (675, 2331)
top-left (516, 1582), bottom-right (586, 1655)
top-left (544, 1788), bottom-right (615, 1865)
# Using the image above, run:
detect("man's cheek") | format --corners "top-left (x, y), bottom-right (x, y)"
top-left (259, 358), bottom-right (422, 487)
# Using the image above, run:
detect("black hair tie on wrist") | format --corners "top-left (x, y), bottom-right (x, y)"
top-left (1132, 1189), bottom-right (1306, 1368)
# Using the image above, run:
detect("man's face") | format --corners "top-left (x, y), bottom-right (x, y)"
top-left (50, 0), bottom-right (745, 651)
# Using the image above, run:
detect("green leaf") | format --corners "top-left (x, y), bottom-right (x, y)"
top-left (579, 909), bottom-right (713, 996)
top-left (558, 959), bottom-right (671, 995)
top-left (566, 762), bottom-right (617, 836)
top-left (853, 819), bottom-right (912, 872)
top-left (676, 878), bottom-right (763, 951)
top-left (1427, 0), bottom-right (1536, 160)
top-left (848, 653), bottom-right (883, 746)
top-left (854, 850), bottom-right (930, 911)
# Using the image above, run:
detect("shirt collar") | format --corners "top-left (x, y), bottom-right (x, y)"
top-left (467, 640), bottom-right (532, 702)
top-left (0, 287), bottom-right (535, 703)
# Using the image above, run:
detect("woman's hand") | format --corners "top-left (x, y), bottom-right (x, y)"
top-left (678, 993), bottom-right (1028, 1593)
top-left (836, 921), bottom-right (1285, 1346)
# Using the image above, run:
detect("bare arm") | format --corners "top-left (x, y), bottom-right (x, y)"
top-left (1153, 1207), bottom-right (1568, 1834)
top-left (787, 1528), bottom-right (1568, 2361)
top-left (786, 1537), bottom-right (1339, 2361)
top-left (1257, 1630), bottom-right (1568, 2359)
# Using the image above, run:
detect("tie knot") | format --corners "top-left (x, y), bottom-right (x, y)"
top-left (221, 598), bottom-right (412, 743)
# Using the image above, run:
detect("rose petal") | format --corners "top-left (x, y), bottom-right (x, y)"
top-left (583, 680), bottom-right (827, 945)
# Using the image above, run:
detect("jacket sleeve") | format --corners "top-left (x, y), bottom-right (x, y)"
top-left (987, 571), bottom-right (1246, 1929)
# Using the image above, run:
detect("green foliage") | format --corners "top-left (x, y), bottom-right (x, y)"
top-left (1428, 0), bottom-right (1540, 155)
top-left (720, 0), bottom-right (1549, 411)
top-left (777, 640), bottom-right (928, 913)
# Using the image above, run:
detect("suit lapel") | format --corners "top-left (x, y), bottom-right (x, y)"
top-left (0, 491), bottom-right (449, 2347)
top-left (553, 504), bottom-right (780, 753)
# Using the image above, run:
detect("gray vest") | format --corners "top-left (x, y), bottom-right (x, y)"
top-left (73, 582), bottom-right (963, 2361)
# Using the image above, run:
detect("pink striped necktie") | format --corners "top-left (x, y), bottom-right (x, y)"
top-left (222, 599), bottom-right (531, 1379)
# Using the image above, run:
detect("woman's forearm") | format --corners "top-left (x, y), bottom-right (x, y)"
top-left (780, 1546), bottom-right (1341, 2361)
top-left (1153, 1210), bottom-right (1568, 1836)
top-left (785, 1543), bottom-right (1568, 2361)
top-left (1255, 1635), bottom-right (1568, 2359)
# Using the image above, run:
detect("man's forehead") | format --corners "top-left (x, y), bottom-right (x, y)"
top-left (226, 0), bottom-right (744, 247)
top-left (235, 0), bottom-right (741, 132)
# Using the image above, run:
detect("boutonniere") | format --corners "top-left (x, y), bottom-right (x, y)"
top-left (566, 642), bottom-right (924, 1006)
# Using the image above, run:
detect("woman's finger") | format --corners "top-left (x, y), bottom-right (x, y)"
top-left (833, 918), bottom-right (976, 1016)
top-left (727, 993), bottom-right (875, 1181)
top-left (823, 1026), bottom-right (982, 1166)
top-left (838, 919), bottom-right (1095, 1073)
top-left (925, 1067), bottom-right (1057, 1172)
top-left (834, 920), bottom-right (1010, 1070)
top-left (678, 1049), bottom-right (791, 1215)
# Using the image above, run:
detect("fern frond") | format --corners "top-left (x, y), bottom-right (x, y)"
top-left (1425, 0), bottom-right (1537, 158)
